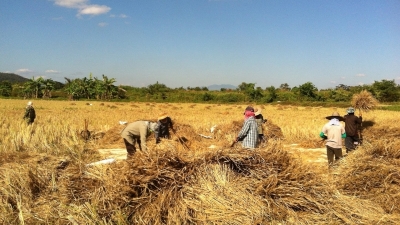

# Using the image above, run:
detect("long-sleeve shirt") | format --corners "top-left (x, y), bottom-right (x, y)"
top-left (155, 117), bottom-right (173, 139)
top-left (121, 121), bottom-right (152, 151)
top-left (321, 120), bottom-right (346, 149)
top-left (344, 114), bottom-right (362, 136)
top-left (255, 114), bottom-right (264, 135)
top-left (24, 106), bottom-right (36, 121)
top-left (237, 117), bottom-right (258, 149)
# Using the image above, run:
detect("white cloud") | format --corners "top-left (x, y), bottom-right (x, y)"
top-left (16, 69), bottom-right (33, 74)
top-left (356, 73), bottom-right (366, 77)
top-left (98, 22), bottom-right (108, 27)
top-left (78, 5), bottom-right (111, 16)
top-left (45, 70), bottom-right (60, 74)
top-left (53, 0), bottom-right (111, 17)
top-left (54, 0), bottom-right (88, 8)
top-left (330, 81), bottom-right (337, 84)
top-left (110, 14), bottom-right (128, 18)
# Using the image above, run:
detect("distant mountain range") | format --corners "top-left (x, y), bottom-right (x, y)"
top-left (0, 72), bottom-right (29, 83)
top-left (207, 84), bottom-right (237, 91)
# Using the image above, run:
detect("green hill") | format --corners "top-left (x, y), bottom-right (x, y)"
top-left (0, 72), bottom-right (29, 83)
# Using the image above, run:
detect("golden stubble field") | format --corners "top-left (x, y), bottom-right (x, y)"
top-left (1, 99), bottom-right (400, 224)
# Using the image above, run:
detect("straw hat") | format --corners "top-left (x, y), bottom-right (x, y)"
top-left (254, 108), bottom-right (262, 116)
top-left (326, 112), bottom-right (344, 121)
top-left (158, 113), bottom-right (168, 121)
top-left (27, 101), bottom-right (32, 106)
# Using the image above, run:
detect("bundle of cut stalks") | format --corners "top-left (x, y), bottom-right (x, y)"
top-left (335, 138), bottom-right (400, 214)
top-left (351, 90), bottom-right (379, 112)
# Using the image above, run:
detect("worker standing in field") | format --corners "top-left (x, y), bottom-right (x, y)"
top-left (234, 106), bottom-right (258, 149)
top-left (343, 107), bottom-right (363, 153)
top-left (254, 107), bottom-right (267, 145)
top-left (120, 121), bottom-right (159, 160)
top-left (155, 113), bottom-right (174, 144)
top-left (23, 101), bottom-right (36, 125)
top-left (320, 112), bottom-right (346, 167)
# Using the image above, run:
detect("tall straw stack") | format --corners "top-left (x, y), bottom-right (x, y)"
top-left (351, 90), bottom-right (379, 112)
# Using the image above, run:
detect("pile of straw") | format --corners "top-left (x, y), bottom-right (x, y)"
top-left (335, 139), bottom-right (400, 214)
top-left (2, 136), bottom-right (400, 224)
top-left (351, 90), bottom-right (379, 112)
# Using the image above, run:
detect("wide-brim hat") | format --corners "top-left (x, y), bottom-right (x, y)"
top-left (326, 112), bottom-right (344, 121)
top-left (158, 113), bottom-right (168, 121)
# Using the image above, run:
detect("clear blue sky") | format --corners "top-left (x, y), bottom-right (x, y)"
top-left (1, 0), bottom-right (400, 89)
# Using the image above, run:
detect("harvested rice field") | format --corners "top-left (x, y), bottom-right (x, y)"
top-left (1, 99), bottom-right (400, 224)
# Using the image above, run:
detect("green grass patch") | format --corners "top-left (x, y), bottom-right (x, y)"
top-left (378, 105), bottom-right (400, 111)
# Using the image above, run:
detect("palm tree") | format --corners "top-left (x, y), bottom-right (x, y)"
top-left (102, 74), bottom-right (116, 100)
top-left (41, 78), bottom-right (55, 98)
top-left (24, 77), bottom-right (41, 98)
top-left (64, 77), bottom-right (80, 100)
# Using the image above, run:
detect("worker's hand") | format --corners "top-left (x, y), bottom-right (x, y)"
top-left (171, 128), bottom-right (176, 133)
top-left (263, 119), bottom-right (267, 123)
top-left (156, 138), bottom-right (161, 144)
top-left (235, 137), bottom-right (239, 142)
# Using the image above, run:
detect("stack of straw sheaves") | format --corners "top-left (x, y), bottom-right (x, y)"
top-left (55, 141), bottom-right (400, 224)
top-left (351, 90), bottom-right (379, 112)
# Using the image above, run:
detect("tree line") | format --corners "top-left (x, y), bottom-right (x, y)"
top-left (1, 73), bottom-right (399, 103)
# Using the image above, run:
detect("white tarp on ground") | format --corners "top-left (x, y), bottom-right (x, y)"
top-left (97, 148), bottom-right (127, 160)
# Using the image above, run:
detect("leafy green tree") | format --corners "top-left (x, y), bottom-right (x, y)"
top-left (323, 88), bottom-right (351, 102)
top-left (0, 81), bottom-right (12, 97)
top-left (264, 86), bottom-right (277, 103)
top-left (23, 76), bottom-right (42, 98)
top-left (237, 82), bottom-right (263, 101)
top-left (147, 81), bottom-right (169, 95)
top-left (41, 78), bottom-right (55, 98)
top-left (202, 92), bottom-right (214, 101)
top-left (298, 82), bottom-right (318, 100)
top-left (279, 83), bottom-right (291, 91)
top-left (101, 74), bottom-right (117, 100)
top-left (335, 84), bottom-right (350, 91)
top-left (64, 77), bottom-right (81, 100)
top-left (371, 79), bottom-right (399, 102)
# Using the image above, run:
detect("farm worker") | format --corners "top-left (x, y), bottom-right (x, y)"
top-left (120, 121), bottom-right (159, 160)
top-left (23, 101), bottom-right (36, 125)
top-left (343, 107), bottom-right (363, 153)
top-left (234, 106), bottom-right (258, 149)
top-left (254, 107), bottom-right (267, 145)
top-left (155, 113), bottom-right (174, 144)
top-left (320, 112), bottom-right (346, 167)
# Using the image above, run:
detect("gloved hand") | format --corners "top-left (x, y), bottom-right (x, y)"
top-left (263, 119), bottom-right (267, 123)
top-left (156, 138), bottom-right (161, 144)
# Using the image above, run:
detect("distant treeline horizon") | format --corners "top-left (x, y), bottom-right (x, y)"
top-left (1, 72), bottom-right (399, 105)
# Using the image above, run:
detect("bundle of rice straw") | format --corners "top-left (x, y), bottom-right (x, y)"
top-left (351, 90), bottom-right (379, 112)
